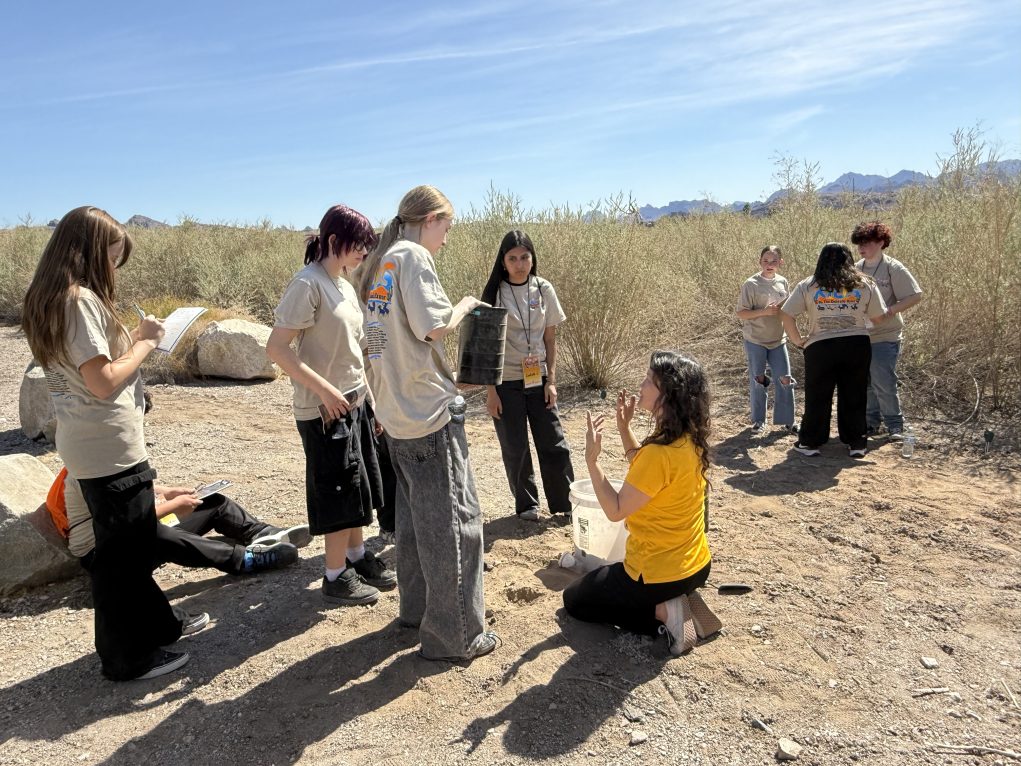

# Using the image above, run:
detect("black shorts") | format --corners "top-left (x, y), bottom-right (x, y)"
top-left (296, 401), bottom-right (382, 535)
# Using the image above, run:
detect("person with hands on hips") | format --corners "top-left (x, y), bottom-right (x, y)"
top-left (563, 351), bottom-right (720, 657)
top-left (480, 230), bottom-right (574, 522)
top-left (267, 204), bottom-right (396, 608)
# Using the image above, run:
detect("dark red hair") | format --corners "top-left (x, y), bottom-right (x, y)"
top-left (305, 204), bottom-right (378, 265)
top-left (850, 221), bottom-right (893, 249)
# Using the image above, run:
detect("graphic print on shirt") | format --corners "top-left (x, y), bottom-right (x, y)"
top-left (44, 368), bottom-right (71, 396)
top-left (812, 287), bottom-right (863, 332)
top-left (365, 261), bottom-right (396, 361)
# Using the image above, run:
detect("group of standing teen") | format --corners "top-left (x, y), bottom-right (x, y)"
top-left (736, 222), bottom-right (923, 456)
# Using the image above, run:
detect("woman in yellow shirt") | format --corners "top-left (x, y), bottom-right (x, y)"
top-left (563, 351), bottom-right (721, 655)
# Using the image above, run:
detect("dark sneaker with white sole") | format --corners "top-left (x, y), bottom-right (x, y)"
top-left (244, 541), bottom-right (299, 572)
top-left (792, 443), bottom-right (821, 456)
top-left (348, 550), bottom-right (397, 589)
top-left (322, 568), bottom-right (379, 605)
top-left (136, 649), bottom-right (190, 680)
top-left (250, 524), bottom-right (312, 549)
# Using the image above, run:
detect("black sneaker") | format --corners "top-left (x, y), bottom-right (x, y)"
top-left (792, 443), bottom-right (820, 456)
top-left (348, 550), bottom-right (397, 589)
top-left (245, 541), bottom-right (299, 572)
top-left (250, 524), bottom-right (313, 549)
top-left (322, 569), bottom-right (379, 606)
top-left (180, 612), bottom-right (210, 636)
top-left (782, 423), bottom-right (799, 436)
top-left (136, 649), bottom-right (189, 680)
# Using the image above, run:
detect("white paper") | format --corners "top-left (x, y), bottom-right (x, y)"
top-left (155, 307), bottom-right (207, 354)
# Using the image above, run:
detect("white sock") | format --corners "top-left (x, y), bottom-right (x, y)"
top-left (325, 566), bottom-right (346, 582)
top-left (347, 544), bottom-right (366, 562)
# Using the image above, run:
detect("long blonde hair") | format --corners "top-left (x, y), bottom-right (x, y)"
top-left (22, 206), bottom-right (133, 368)
top-left (358, 185), bottom-right (454, 303)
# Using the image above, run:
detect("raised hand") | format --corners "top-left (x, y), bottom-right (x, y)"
top-left (586, 411), bottom-right (605, 465)
top-left (616, 389), bottom-right (636, 432)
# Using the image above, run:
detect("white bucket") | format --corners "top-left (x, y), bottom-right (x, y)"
top-left (569, 478), bottom-right (629, 562)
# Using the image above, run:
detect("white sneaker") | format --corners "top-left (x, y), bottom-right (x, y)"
top-left (660, 596), bottom-right (697, 656)
top-left (750, 422), bottom-right (765, 435)
top-left (848, 447), bottom-right (867, 458)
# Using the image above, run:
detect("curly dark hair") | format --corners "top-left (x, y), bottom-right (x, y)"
top-left (813, 242), bottom-right (863, 292)
top-left (641, 351), bottom-right (712, 488)
top-left (850, 221), bottom-right (893, 249)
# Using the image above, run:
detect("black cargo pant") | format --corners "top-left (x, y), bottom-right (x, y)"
top-left (800, 335), bottom-right (872, 451)
top-left (77, 461), bottom-right (181, 681)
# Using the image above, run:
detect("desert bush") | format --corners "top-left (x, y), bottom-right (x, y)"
top-left (2, 133), bottom-right (1017, 419)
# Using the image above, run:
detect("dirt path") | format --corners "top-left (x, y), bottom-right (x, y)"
top-left (2, 326), bottom-right (1019, 766)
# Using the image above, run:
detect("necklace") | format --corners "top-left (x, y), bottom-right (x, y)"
top-left (865, 255), bottom-right (885, 278)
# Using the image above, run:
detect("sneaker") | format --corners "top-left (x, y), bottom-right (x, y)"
top-left (420, 631), bottom-right (501, 662)
top-left (322, 568), bottom-right (379, 606)
top-left (136, 649), bottom-right (189, 680)
top-left (519, 509), bottom-right (540, 522)
top-left (782, 423), bottom-right (799, 436)
top-left (687, 591), bottom-right (723, 640)
top-left (180, 611), bottom-right (210, 636)
top-left (660, 596), bottom-right (697, 656)
top-left (348, 550), bottom-right (397, 589)
top-left (378, 529), bottom-right (396, 546)
top-left (244, 541), bottom-right (299, 572)
top-left (865, 425), bottom-right (882, 437)
top-left (887, 429), bottom-right (905, 442)
top-left (848, 447), bottom-right (867, 458)
top-left (750, 422), bottom-right (765, 435)
top-left (251, 524), bottom-right (312, 549)
top-left (792, 443), bottom-right (821, 456)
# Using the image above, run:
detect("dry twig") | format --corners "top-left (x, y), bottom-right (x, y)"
top-left (912, 687), bottom-right (951, 697)
top-left (926, 742), bottom-right (1021, 760)
top-left (1001, 679), bottom-right (1020, 710)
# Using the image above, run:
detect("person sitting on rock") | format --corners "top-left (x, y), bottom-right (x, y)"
top-left (47, 467), bottom-right (309, 582)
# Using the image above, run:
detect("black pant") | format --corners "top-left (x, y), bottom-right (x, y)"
top-left (374, 433), bottom-right (397, 534)
top-left (492, 378), bottom-right (575, 515)
top-left (801, 335), bottom-right (872, 450)
top-left (77, 462), bottom-right (182, 681)
top-left (157, 494), bottom-right (268, 574)
top-left (563, 561), bottom-right (712, 636)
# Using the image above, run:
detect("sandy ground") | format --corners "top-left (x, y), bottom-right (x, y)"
top-left (1, 325), bottom-right (1019, 766)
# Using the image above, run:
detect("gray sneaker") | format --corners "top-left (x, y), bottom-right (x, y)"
top-left (348, 550), bottom-right (397, 589)
top-left (322, 569), bottom-right (379, 606)
top-left (419, 631), bottom-right (501, 663)
top-left (251, 524), bottom-right (312, 549)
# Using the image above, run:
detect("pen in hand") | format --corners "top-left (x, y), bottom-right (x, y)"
top-left (133, 304), bottom-right (146, 321)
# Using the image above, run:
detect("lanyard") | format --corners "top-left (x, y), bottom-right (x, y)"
top-left (503, 277), bottom-right (533, 353)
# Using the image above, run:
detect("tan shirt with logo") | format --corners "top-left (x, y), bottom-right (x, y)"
top-left (855, 255), bottom-right (922, 344)
top-left (781, 278), bottom-right (887, 348)
top-left (736, 273), bottom-right (790, 348)
top-left (495, 277), bottom-right (566, 381)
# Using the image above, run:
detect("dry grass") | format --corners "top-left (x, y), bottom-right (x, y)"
top-left (2, 133), bottom-right (1018, 421)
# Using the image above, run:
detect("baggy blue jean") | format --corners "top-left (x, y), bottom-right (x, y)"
top-left (866, 340), bottom-right (904, 432)
top-left (386, 418), bottom-right (486, 659)
top-left (743, 340), bottom-right (795, 426)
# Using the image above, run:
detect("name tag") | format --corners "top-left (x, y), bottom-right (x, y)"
top-left (522, 356), bottom-right (542, 388)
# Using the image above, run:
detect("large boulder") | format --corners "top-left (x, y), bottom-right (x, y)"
top-left (194, 319), bottom-right (279, 380)
top-left (0, 454), bottom-right (82, 595)
top-left (19, 362), bottom-right (56, 443)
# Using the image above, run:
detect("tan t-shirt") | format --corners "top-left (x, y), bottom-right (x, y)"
top-left (363, 241), bottom-right (458, 440)
top-left (781, 278), bottom-right (886, 347)
top-left (45, 288), bottom-right (147, 479)
top-left (855, 255), bottom-right (922, 344)
top-left (274, 263), bottom-right (367, 421)
top-left (736, 273), bottom-right (790, 348)
top-left (495, 277), bottom-right (566, 381)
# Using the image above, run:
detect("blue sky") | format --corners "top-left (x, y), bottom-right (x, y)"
top-left (2, 0), bottom-right (1019, 227)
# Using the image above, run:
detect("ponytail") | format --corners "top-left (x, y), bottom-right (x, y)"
top-left (303, 234), bottom-right (321, 266)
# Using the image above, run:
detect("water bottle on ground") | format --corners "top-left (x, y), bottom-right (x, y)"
top-left (449, 395), bottom-right (466, 424)
top-left (901, 425), bottom-right (916, 458)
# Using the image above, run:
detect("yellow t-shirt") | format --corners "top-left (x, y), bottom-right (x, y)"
top-left (623, 436), bottom-right (711, 584)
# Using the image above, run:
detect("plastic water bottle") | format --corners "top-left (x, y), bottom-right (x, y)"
top-left (901, 425), bottom-right (916, 458)
top-left (449, 395), bottom-right (466, 424)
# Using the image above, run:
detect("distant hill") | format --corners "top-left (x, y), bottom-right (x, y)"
top-left (126, 214), bottom-right (169, 229)
top-left (639, 159), bottom-right (1020, 221)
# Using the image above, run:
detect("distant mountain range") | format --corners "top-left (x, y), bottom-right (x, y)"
top-left (638, 159), bottom-right (1021, 221)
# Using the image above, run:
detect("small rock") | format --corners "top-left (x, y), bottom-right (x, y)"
top-left (142, 693), bottom-right (156, 704)
top-left (485, 609), bottom-right (494, 619)
top-left (949, 692), bottom-right (962, 703)
top-left (828, 679), bottom-right (838, 688)
top-left (776, 738), bottom-right (802, 761)
top-left (621, 703), bottom-right (644, 722)
top-left (947, 709), bottom-right (963, 719)
top-left (586, 751), bottom-right (596, 757)
top-left (629, 730), bottom-right (648, 746)
top-left (751, 624), bottom-right (764, 634)
top-left (483, 559), bottom-right (495, 572)
top-left (921, 656), bottom-right (940, 669)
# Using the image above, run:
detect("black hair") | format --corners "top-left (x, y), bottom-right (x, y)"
top-left (813, 242), bottom-right (863, 292)
top-left (481, 230), bottom-right (538, 306)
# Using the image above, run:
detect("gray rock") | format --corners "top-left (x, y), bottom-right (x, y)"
top-left (629, 730), bottom-right (648, 746)
top-left (921, 656), bottom-right (940, 669)
top-left (0, 454), bottom-right (83, 595)
top-left (776, 738), bottom-right (803, 761)
top-left (194, 319), bottom-right (279, 381)
top-left (19, 362), bottom-right (56, 442)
